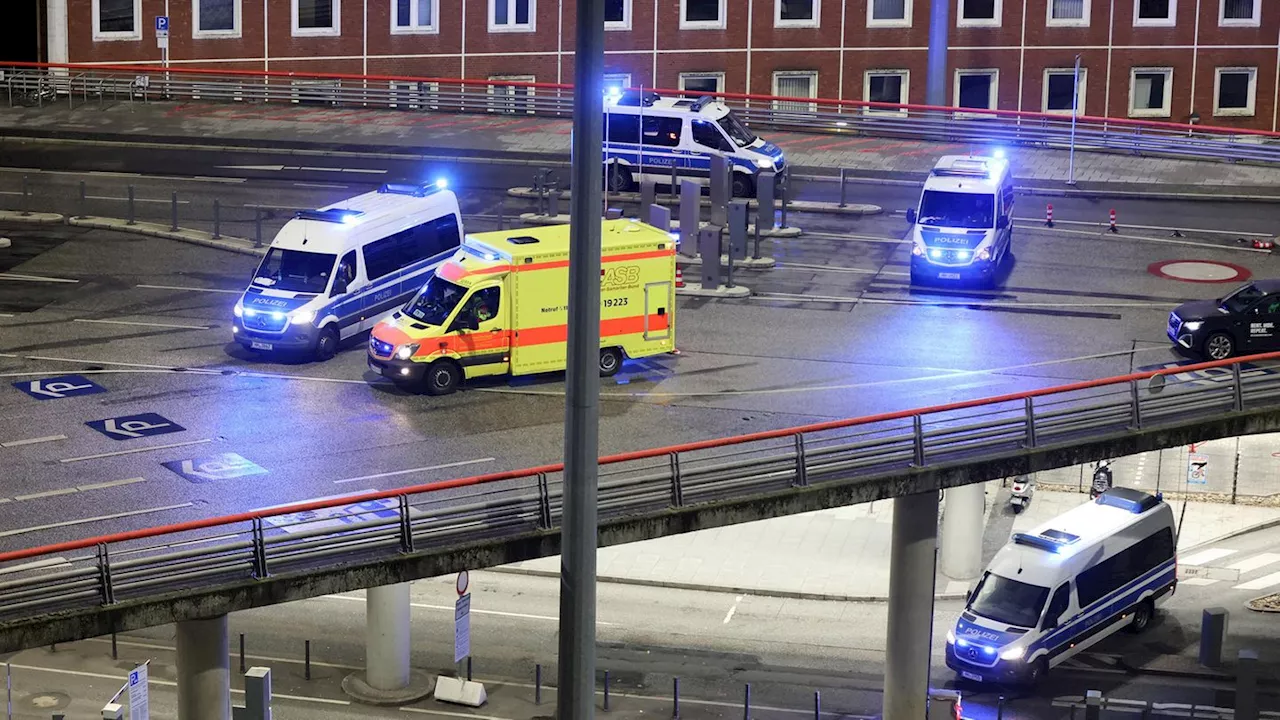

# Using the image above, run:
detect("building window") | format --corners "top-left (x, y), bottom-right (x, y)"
top-left (293, 0), bottom-right (340, 36)
top-left (1043, 68), bottom-right (1086, 114)
top-left (489, 75), bottom-right (536, 114)
top-left (393, 0), bottom-right (438, 33)
top-left (1220, 0), bottom-right (1260, 26)
top-left (958, 0), bottom-right (1001, 26)
top-left (679, 73), bottom-right (725, 95)
top-left (864, 70), bottom-right (909, 114)
top-left (194, 0), bottom-right (240, 37)
top-left (681, 0), bottom-right (726, 29)
top-left (1129, 67), bottom-right (1173, 117)
top-left (773, 72), bottom-right (818, 112)
top-left (93, 0), bottom-right (142, 40)
top-left (954, 69), bottom-right (998, 114)
top-left (1215, 67), bottom-right (1257, 116)
top-left (776, 0), bottom-right (819, 28)
top-left (868, 0), bottom-right (911, 27)
top-left (605, 0), bottom-right (631, 30)
top-left (604, 73), bottom-right (632, 91)
top-left (490, 0), bottom-right (535, 32)
top-left (1048, 0), bottom-right (1089, 26)
top-left (1134, 0), bottom-right (1175, 26)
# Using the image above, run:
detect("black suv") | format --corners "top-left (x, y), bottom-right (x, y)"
top-left (1168, 280), bottom-right (1280, 360)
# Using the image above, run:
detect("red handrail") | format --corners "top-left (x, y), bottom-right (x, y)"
top-left (7, 60), bottom-right (1280, 140)
top-left (1, 350), bottom-right (1275, 566)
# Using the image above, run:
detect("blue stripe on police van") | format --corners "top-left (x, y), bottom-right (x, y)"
top-left (1030, 561), bottom-right (1176, 655)
top-left (317, 255), bottom-right (449, 321)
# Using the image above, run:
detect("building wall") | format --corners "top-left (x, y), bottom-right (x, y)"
top-left (56, 0), bottom-right (1280, 130)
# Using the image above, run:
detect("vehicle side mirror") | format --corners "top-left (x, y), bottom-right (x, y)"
top-left (906, 208), bottom-right (918, 224)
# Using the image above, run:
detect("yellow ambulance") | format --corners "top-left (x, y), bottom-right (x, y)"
top-left (367, 218), bottom-right (677, 395)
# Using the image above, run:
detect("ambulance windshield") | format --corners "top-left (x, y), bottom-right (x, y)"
top-left (253, 248), bottom-right (336, 295)
top-left (404, 274), bottom-right (467, 326)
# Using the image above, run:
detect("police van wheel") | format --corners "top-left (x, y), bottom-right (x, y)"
top-left (1127, 599), bottom-right (1154, 634)
top-left (1204, 332), bottom-right (1235, 361)
top-left (731, 173), bottom-right (755, 199)
top-left (606, 164), bottom-right (634, 193)
top-left (599, 347), bottom-right (624, 377)
top-left (424, 360), bottom-right (462, 396)
top-left (1025, 657), bottom-right (1049, 686)
top-left (314, 326), bottom-right (339, 362)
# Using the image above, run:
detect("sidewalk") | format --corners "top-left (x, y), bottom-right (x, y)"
top-left (6, 101), bottom-right (1280, 196)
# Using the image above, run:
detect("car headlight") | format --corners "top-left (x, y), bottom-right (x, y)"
top-left (290, 309), bottom-right (316, 325)
top-left (912, 245), bottom-right (923, 257)
top-left (755, 157), bottom-right (771, 169)
top-left (999, 646), bottom-right (1025, 660)
top-left (233, 302), bottom-right (243, 318)
top-left (946, 629), bottom-right (955, 644)
top-left (977, 248), bottom-right (991, 261)
top-left (1183, 321), bottom-right (1202, 332)
top-left (395, 343), bottom-right (419, 360)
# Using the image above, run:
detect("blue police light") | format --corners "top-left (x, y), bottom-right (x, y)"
top-left (930, 248), bottom-right (943, 259)
top-left (271, 312), bottom-right (285, 321)
top-left (435, 178), bottom-right (448, 189)
top-left (341, 214), bottom-right (359, 225)
top-left (957, 250), bottom-right (971, 261)
top-left (983, 646), bottom-right (996, 655)
top-left (993, 148), bottom-right (1006, 159)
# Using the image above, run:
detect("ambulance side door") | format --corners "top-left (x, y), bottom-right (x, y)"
top-left (449, 285), bottom-right (510, 377)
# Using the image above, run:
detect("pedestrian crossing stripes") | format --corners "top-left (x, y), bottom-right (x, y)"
top-left (1178, 547), bottom-right (1280, 591)
top-left (1057, 652), bottom-right (1126, 675)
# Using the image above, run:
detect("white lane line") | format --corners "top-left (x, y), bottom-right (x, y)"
top-left (1012, 215), bottom-right (1273, 238)
top-left (23, 355), bottom-right (223, 373)
top-left (1180, 548), bottom-right (1239, 566)
top-left (0, 434), bottom-right (67, 448)
top-left (85, 195), bottom-right (191, 205)
top-left (0, 313), bottom-right (13, 318)
top-left (0, 557), bottom-right (70, 574)
top-left (7, 663), bottom-right (350, 705)
top-left (300, 166), bottom-right (388, 174)
top-left (1179, 578), bottom-right (1220, 586)
top-left (751, 291), bottom-right (1174, 309)
top-left (0, 503), bottom-right (194, 538)
top-left (59, 438), bottom-right (215, 464)
top-left (136, 283), bottom-right (242, 294)
top-left (0, 272), bottom-right (80, 284)
top-left (723, 594), bottom-right (743, 624)
top-left (797, 231), bottom-right (905, 245)
top-left (323, 594), bottom-right (619, 626)
top-left (216, 164), bottom-right (286, 172)
top-left (294, 182), bottom-right (350, 189)
top-left (1227, 553), bottom-right (1280, 573)
top-left (1234, 571), bottom-right (1280, 591)
top-left (402, 708), bottom-right (515, 720)
top-left (8, 476), bottom-right (147, 503)
top-left (18, 354), bottom-right (388, 386)
top-left (73, 318), bottom-right (213, 330)
top-left (333, 458), bottom-right (498, 485)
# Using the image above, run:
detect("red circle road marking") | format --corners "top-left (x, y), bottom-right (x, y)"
top-left (1148, 260), bottom-right (1252, 284)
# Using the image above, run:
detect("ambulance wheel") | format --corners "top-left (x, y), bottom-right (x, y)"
top-left (424, 359), bottom-right (462, 396)
top-left (314, 325), bottom-right (339, 362)
top-left (1127, 599), bottom-right (1154, 633)
top-left (731, 173), bottom-right (755, 199)
top-left (1204, 332), bottom-right (1235, 361)
top-left (606, 164), bottom-right (634, 193)
top-left (599, 347), bottom-right (624, 377)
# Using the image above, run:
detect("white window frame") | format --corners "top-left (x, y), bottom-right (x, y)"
top-left (488, 74), bottom-right (537, 114)
top-left (958, 0), bottom-right (1002, 27)
top-left (1042, 67), bottom-right (1088, 115)
top-left (1213, 67), bottom-right (1257, 117)
top-left (680, 0), bottom-right (727, 30)
top-left (953, 68), bottom-right (999, 117)
top-left (1047, 0), bottom-right (1090, 27)
top-left (1128, 67), bottom-right (1174, 117)
top-left (863, 69), bottom-right (910, 114)
top-left (1219, 0), bottom-right (1261, 27)
top-left (193, 0), bottom-right (242, 38)
top-left (679, 72), bottom-right (725, 95)
top-left (391, 0), bottom-right (439, 34)
top-left (292, 0), bottom-right (341, 37)
top-left (772, 71), bottom-right (819, 112)
top-left (867, 0), bottom-right (912, 28)
top-left (1133, 0), bottom-right (1176, 27)
top-left (489, 0), bottom-right (536, 32)
top-left (775, 0), bottom-right (820, 29)
top-left (605, 0), bottom-right (632, 30)
top-left (92, 0), bottom-right (143, 41)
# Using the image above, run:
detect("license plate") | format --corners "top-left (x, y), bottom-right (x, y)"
top-left (939, 272), bottom-right (961, 280)
top-left (960, 671), bottom-right (983, 682)
top-left (250, 341), bottom-right (273, 351)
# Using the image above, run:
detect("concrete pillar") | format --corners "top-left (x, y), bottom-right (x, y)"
top-left (940, 483), bottom-right (985, 579)
top-left (46, 0), bottom-right (69, 65)
top-left (882, 491), bottom-right (939, 720)
top-left (176, 615), bottom-right (231, 720)
top-left (367, 583), bottom-right (412, 690)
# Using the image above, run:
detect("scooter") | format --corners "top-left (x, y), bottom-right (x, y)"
top-left (1009, 475), bottom-right (1035, 513)
top-left (1090, 461), bottom-right (1114, 500)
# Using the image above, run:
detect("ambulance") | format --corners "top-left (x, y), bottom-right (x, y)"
top-left (367, 219), bottom-right (677, 395)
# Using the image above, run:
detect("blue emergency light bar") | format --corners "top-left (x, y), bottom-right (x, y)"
top-left (296, 208), bottom-right (364, 223)
top-left (378, 182), bottom-right (445, 197)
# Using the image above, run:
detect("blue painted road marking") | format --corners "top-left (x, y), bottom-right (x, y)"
top-left (163, 452), bottom-right (267, 483)
top-left (86, 413), bottom-right (185, 441)
top-left (14, 374), bottom-right (107, 400)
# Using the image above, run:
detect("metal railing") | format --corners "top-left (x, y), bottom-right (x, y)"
top-left (2, 352), bottom-right (1279, 626)
top-left (4, 61), bottom-right (1280, 167)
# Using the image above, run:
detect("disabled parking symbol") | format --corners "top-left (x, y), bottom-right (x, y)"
top-left (86, 413), bottom-right (185, 441)
top-left (14, 374), bottom-right (107, 400)
top-left (162, 452), bottom-right (267, 483)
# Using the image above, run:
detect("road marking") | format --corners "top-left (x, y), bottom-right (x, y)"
top-left (1180, 548), bottom-right (1239, 566)
top-left (294, 182), bottom-right (350, 189)
top-left (1179, 577), bottom-right (1220, 586)
top-left (136, 283), bottom-right (242, 294)
top-left (216, 164), bottom-right (286, 172)
top-left (333, 458), bottom-right (498, 484)
top-left (723, 594), bottom-right (743, 624)
top-left (0, 434), bottom-right (67, 448)
top-left (23, 355), bottom-right (223, 373)
top-left (1013, 215), bottom-right (1273, 238)
top-left (323, 594), bottom-right (619, 626)
top-left (797, 231), bottom-right (905, 246)
top-left (11, 477), bottom-right (145, 502)
top-left (73, 318), bottom-right (213, 330)
top-left (300, 166), bottom-right (387, 174)
top-left (1227, 553), bottom-right (1280, 574)
top-left (87, 636), bottom-right (360, 670)
top-left (59, 438), bottom-right (215, 464)
top-left (85, 194), bottom-right (191, 205)
top-left (0, 503), bottom-right (194, 538)
top-left (6, 663), bottom-right (349, 705)
top-left (775, 262), bottom-right (910, 277)
top-left (1234, 570), bottom-right (1280, 591)
top-left (0, 272), bottom-right (79, 284)
top-left (751, 291), bottom-right (1173, 309)
top-left (0, 556), bottom-right (70, 574)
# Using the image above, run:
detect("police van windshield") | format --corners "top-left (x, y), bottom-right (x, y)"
top-left (918, 190), bottom-right (995, 229)
top-left (253, 248), bottom-right (336, 295)
top-left (967, 572), bottom-right (1049, 629)
top-left (1221, 283), bottom-right (1265, 313)
top-left (717, 112), bottom-right (757, 148)
top-left (404, 274), bottom-right (467, 326)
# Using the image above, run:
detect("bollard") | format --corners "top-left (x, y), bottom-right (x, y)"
top-left (304, 639), bottom-right (311, 680)
top-left (170, 191), bottom-right (179, 232)
top-left (466, 656), bottom-right (472, 682)
top-left (997, 695), bottom-right (1005, 720)
top-left (641, 178), bottom-right (656, 220)
top-left (548, 188), bottom-right (560, 218)
top-left (498, 197), bottom-right (505, 230)
top-left (111, 632), bottom-right (118, 660)
top-left (603, 669), bottom-right (610, 711)
top-left (648, 203), bottom-right (671, 233)
top-left (678, 179), bottom-right (699, 255)
top-left (126, 185), bottom-right (136, 225)
top-left (754, 171), bottom-right (775, 259)
top-left (535, 664), bottom-right (542, 705)
top-left (709, 155), bottom-right (729, 227)
top-left (779, 179), bottom-right (789, 229)
top-left (1109, 208), bottom-right (1118, 233)
top-left (1084, 690), bottom-right (1102, 720)
top-left (1199, 607), bottom-right (1228, 668)
top-left (213, 199), bottom-right (221, 239)
top-left (1046, 204), bottom-right (1054, 227)
top-left (21, 175), bottom-right (30, 217)
top-left (743, 683), bottom-right (751, 720)
top-left (605, 207), bottom-right (623, 220)
top-left (698, 225), bottom-right (722, 291)
top-left (838, 168), bottom-right (847, 208)
top-left (239, 633), bottom-right (246, 674)
top-left (814, 691), bottom-right (820, 720)
top-left (672, 677), bottom-right (680, 719)
top-left (254, 210), bottom-right (263, 249)
top-left (1236, 649), bottom-right (1258, 720)
top-left (670, 164), bottom-right (678, 202)
top-left (79, 180), bottom-right (87, 219)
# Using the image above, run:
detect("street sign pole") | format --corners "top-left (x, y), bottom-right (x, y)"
top-left (558, 0), bottom-right (604, 718)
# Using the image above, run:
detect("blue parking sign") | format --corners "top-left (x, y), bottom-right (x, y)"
top-left (155, 16), bottom-right (169, 32)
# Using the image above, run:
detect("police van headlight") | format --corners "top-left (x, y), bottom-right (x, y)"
top-left (755, 157), bottom-right (772, 169)
top-left (1183, 321), bottom-right (1203, 332)
top-left (976, 248), bottom-right (991, 261)
top-left (289, 309), bottom-right (316, 325)
top-left (912, 245), bottom-right (924, 257)
top-left (395, 343), bottom-right (420, 360)
top-left (233, 302), bottom-right (243, 318)
top-left (999, 646), bottom-right (1025, 661)
top-left (946, 629), bottom-right (955, 644)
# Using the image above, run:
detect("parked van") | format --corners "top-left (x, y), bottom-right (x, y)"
top-left (907, 154), bottom-right (1014, 288)
top-left (602, 90), bottom-right (786, 198)
top-left (945, 488), bottom-right (1176, 686)
top-left (232, 182), bottom-right (462, 360)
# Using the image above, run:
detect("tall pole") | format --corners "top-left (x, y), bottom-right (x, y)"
top-left (925, 0), bottom-right (950, 107)
top-left (1067, 54), bottom-right (1081, 186)
top-left (557, 0), bottom-right (604, 719)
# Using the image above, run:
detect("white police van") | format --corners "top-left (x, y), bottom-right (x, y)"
top-left (602, 90), bottom-right (786, 198)
top-left (907, 154), bottom-right (1014, 288)
top-left (946, 488), bottom-right (1176, 686)
top-left (232, 181), bottom-right (462, 361)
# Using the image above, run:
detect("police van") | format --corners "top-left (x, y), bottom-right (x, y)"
top-left (946, 488), bottom-right (1176, 686)
top-left (232, 181), bottom-right (462, 361)
top-left (602, 90), bottom-right (786, 198)
top-left (907, 154), bottom-right (1014, 288)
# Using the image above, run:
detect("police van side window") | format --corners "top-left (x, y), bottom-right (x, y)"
top-left (642, 116), bottom-right (681, 147)
top-left (332, 251), bottom-right (357, 296)
top-left (1075, 527), bottom-right (1174, 608)
top-left (606, 114), bottom-right (641, 144)
top-left (363, 215), bottom-right (461, 281)
top-left (691, 119), bottom-right (730, 151)
top-left (1042, 583), bottom-right (1071, 629)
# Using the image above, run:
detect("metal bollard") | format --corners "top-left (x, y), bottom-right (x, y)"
top-left (239, 633), bottom-right (246, 674)
top-left (779, 180), bottom-right (790, 229)
top-left (535, 664), bottom-right (542, 705)
top-left (79, 180), bottom-right (87, 219)
top-left (1084, 690), bottom-right (1102, 720)
top-left (213, 199), bottom-right (221, 239)
top-left (1199, 607), bottom-right (1228, 667)
top-left (1237, 649), bottom-right (1259, 720)
top-left (548, 188), bottom-right (560, 218)
top-left (743, 683), bottom-right (751, 720)
top-left (254, 210), bottom-right (263, 249)
top-left (997, 695), bottom-right (1005, 720)
top-left (126, 185), bottom-right (136, 225)
top-left (672, 677), bottom-right (680, 719)
top-left (111, 632), bottom-right (117, 660)
top-left (814, 691), bottom-right (820, 720)
top-left (498, 197), bottom-right (505, 230)
top-left (304, 640), bottom-right (311, 680)
top-left (603, 669), bottom-right (610, 711)
top-left (670, 164), bottom-right (678, 202)
top-left (21, 175), bottom-right (30, 217)
top-left (466, 656), bottom-right (472, 682)
top-left (170, 191), bottom-right (178, 232)
top-left (838, 168), bottom-right (847, 208)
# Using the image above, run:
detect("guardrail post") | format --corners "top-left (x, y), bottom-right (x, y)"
top-left (170, 191), bottom-right (179, 232)
top-left (912, 415), bottom-right (926, 466)
top-left (1232, 362), bottom-right (1245, 412)
top-left (126, 185), bottom-right (136, 226)
top-left (20, 175), bottom-right (30, 217)
top-left (669, 453), bottom-right (684, 507)
top-left (212, 199), bottom-right (221, 239)
top-left (536, 472), bottom-right (552, 529)
top-left (250, 518), bottom-right (269, 578)
top-left (1129, 380), bottom-right (1143, 429)
top-left (253, 210), bottom-right (263, 249)
top-left (838, 169), bottom-right (847, 208)
top-left (1023, 396), bottom-right (1037, 448)
top-left (793, 434), bottom-right (808, 487)
top-left (498, 197), bottom-right (505, 230)
top-left (96, 543), bottom-right (115, 605)
top-left (397, 494), bottom-right (414, 552)
top-left (111, 632), bottom-right (118, 660)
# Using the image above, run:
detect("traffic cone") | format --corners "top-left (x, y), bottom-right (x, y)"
top-left (675, 266), bottom-right (685, 288)
top-left (1108, 209), bottom-right (1118, 233)
top-left (1045, 204), bottom-right (1054, 227)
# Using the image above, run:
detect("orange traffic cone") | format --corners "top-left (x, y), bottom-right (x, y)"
top-left (675, 266), bottom-right (685, 288)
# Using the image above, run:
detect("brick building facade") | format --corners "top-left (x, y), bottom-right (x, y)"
top-left (43, 1), bottom-right (1280, 129)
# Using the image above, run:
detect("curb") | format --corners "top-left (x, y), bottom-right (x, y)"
top-left (1177, 516), bottom-right (1280, 555)
top-left (0, 210), bottom-right (65, 224)
top-left (67, 217), bottom-right (265, 257)
top-left (341, 668), bottom-right (436, 706)
top-left (488, 565), bottom-right (968, 603)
